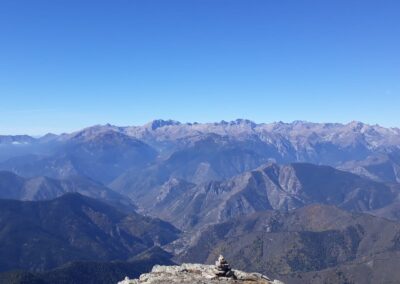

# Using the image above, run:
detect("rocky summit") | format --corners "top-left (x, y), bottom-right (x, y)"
top-left (118, 255), bottom-right (284, 284)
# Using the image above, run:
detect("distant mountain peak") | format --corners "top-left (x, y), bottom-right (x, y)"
top-left (146, 119), bottom-right (181, 130)
top-left (231, 119), bottom-right (256, 127)
top-left (40, 133), bottom-right (57, 139)
top-left (347, 120), bottom-right (366, 130)
top-left (0, 135), bottom-right (36, 145)
top-left (292, 120), bottom-right (311, 125)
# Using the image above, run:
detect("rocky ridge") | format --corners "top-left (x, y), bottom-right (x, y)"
top-left (118, 255), bottom-right (284, 284)
top-left (131, 162), bottom-right (397, 233)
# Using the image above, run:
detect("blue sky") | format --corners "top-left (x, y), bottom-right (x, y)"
top-left (0, 0), bottom-right (399, 135)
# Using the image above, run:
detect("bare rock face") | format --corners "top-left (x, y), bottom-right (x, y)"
top-left (118, 255), bottom-right (284, 284)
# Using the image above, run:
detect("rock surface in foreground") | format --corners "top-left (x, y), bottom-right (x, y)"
top-left (118, 262), bottom-right (284, 284)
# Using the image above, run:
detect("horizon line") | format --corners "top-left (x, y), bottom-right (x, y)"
top-left (1, 119), bottom-right (399, 137)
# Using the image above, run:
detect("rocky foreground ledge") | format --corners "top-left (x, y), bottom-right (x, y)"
top-left (118, 255), bottom-right (284, 284)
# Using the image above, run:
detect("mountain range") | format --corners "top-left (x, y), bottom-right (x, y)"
top-left (2, 120), bottom-right (400, 185)
top-left (1, 119), bottom-right (400, 283)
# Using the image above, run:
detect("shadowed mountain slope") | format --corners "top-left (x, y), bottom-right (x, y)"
top-left (0, 171), bottom-right (135, 211)
top-left (0, 256), bottom-right (175, 284)
top-left (0, 194), bottom-right (180, 272)
top-left (339, 152), bottom-right (400, 183)
top-left (179, 205), bottom-right (400, 283)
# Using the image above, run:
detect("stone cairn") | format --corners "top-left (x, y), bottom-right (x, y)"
top-left (215, 255), bottom-right (234, 278)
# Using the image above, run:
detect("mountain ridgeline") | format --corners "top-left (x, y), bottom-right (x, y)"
top-left (2, 120), bottom-right (400, 183)
top-left (1, 120), bottom-right (400, 284)
top-left (136, 163), bottom-right (398, 231)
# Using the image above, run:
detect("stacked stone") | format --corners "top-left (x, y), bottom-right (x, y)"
top-left (215, 255), bottom-right (234, 278)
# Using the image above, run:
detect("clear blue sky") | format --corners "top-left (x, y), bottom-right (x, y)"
top-left (0, 0), bottom-right (399, 135)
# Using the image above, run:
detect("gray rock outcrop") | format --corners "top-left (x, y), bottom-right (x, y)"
top-left (118, 255), bottom-right (284, 284)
